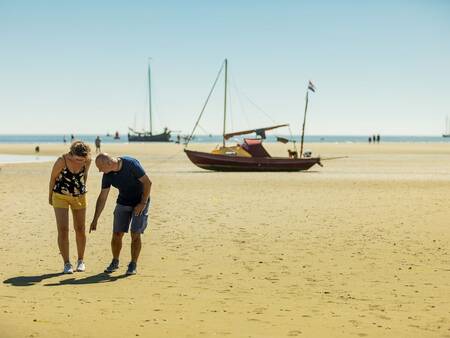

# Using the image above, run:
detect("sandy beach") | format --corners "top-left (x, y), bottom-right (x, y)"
top-left (1, 142), bottom-right (450, 338)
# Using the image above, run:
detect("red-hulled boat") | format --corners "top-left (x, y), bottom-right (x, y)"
top-left (185, 139), bottom-right (321, 172)
top-left (184, 59), bottom-right (320, 172)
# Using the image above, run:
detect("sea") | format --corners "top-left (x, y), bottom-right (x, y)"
top-left (0, 134), bottom-right (449, 144)
top-left (0, 134), bottom-right (448, 164)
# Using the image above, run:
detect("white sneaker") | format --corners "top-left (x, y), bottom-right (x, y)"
top-left (63, 262), bottom-right (74, 274)
top-left (76, 260), bottom-right (86, 272)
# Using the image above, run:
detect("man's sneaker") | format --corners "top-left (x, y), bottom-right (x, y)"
top-left (76, 260), bottom-right (86, 272)
top-left (104, 259), bottom-right (119, 273)
top-left (126, 262), bottom-right (137, 275)
top-left (63, 262), bottom-right (73, 274)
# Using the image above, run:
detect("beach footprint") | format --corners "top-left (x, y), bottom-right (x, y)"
top-left (287, 329), bottom-right (302, 336)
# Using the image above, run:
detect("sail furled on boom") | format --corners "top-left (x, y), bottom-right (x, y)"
top-left (223, 124), bottom-right (289, 140)
top-left (276, 136), bottom-right (290, 144)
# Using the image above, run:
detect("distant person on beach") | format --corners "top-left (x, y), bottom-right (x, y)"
top-left (89, 153), bottom-right (152, 275)
top-left (95, 136), bottom-right (101, 153)
top-left (63, 136), bottom-right (67, 144)
top-left (376, 134), bottom-right (380, 143)
top-left (71, 134), bottom-right (75, 142)
top-left (35, 146), bottom-right (40, 153)
top-left (368, 136), bottom-right (372, 144)
top-left (48, 141), bottom-right (92, 274)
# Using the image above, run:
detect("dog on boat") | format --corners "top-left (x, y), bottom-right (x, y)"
top-left (287, 149), bottom-right (298, 159)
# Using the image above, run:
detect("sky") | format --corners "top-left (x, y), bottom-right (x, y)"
top-left (0, 0), bottom-right (449, 135)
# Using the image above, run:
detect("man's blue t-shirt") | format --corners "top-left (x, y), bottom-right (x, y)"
top-left (101, 156), bottom-right (146, 207)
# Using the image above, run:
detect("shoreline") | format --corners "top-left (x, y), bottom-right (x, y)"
top-left (1, 141), bottom-right (450, 156)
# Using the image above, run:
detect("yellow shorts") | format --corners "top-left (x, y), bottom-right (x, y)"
top-left (52, 192), bottom-right (87, 210)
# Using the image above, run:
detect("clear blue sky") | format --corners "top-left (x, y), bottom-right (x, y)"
top-left (1, 0), bottom-right (449, 135)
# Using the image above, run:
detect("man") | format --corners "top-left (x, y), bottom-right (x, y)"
top-left (90, 153), bottom-right (152, 275)
top-left (95, 136), bottom-right (101, 153)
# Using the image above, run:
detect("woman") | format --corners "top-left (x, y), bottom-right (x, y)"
top-left (49, 141), bottom-right (91, 274)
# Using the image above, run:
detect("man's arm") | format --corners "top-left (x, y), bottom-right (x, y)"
top-left (89, 188), bottom-right (110, 233)
top-left (84, 158), bottom-right (92, 183)
top-left (134, 174), bottom-right (152, 216)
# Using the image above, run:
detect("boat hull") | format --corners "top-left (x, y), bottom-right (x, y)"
top-left (184, 149), bottom-right (321, 172)
top-left (128, 132), bottom-right (171, 142)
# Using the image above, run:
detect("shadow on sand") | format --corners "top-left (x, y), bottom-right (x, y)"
top-left (3, 272), bottom-right (128, 287)
top-left (44, 272), bottom-right (129, 286)
top-left (3, 273), bottom-right (64, 286)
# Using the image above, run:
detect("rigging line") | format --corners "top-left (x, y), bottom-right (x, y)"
top-left (228, 68), bottom-right (277, 125)
top-left (229, 70), bottom-right (251, 130)
top-left (228, 72), bottom-right (234, 133)
top-left (321, 156), bottom-right (349, 161)
top-left (185, 60), bottom-right (225, 147)
top-left (151, 72), bottom-right (159, 129)
top-left (287, 125), bottom-right (298, 153)
top-left (287, 125), bottom-right (294, 140)
top-left (239, 88), bottom-right (277, 125)
top-left (197, 123), bottom-right (212, 135)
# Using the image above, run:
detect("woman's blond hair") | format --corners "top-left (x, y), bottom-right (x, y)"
top-left (70, 140), bottom-right (91, 157)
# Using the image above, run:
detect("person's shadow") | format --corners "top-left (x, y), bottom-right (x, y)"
top-left (3, 272), bottom-right (128, 287)
top-left (44, 272), bottom-right (129, 286)
top-left (3, 273), bottom-right (63, 287)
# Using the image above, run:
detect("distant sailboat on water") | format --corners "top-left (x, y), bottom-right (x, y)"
top-left (128, 59), bottom-right (171, 142)
top-left (443, 116), bottom-right (450, 138)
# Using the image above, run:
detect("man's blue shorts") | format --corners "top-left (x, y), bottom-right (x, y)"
top-left (113, 199), bottom-right (150, 234)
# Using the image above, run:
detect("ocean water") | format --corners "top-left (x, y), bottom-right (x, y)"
top-left (0, 154), bottom-right (56, 164)
top-left (0, 134), bottom-right (449, 144)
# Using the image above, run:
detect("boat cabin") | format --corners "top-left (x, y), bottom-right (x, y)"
top-left (211, 138), bottom-right (272, 158)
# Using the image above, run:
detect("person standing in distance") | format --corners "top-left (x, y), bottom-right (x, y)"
top-left (95, 136), bottom-right (101, 153)
top-left (89, 153), bottom-right (152, 275)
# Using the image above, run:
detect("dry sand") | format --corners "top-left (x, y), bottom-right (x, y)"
top-left (0, 142), bottom-right (449, 338)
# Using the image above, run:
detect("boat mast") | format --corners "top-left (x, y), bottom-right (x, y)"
top-left (148, 59), bottom-right (153, 135)
top-left (222, 58), bottom-right (228, 147)
top-left (300, 90), bottom-right (309, 158)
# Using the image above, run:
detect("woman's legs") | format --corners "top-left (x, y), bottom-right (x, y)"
top-left (72, 208), bottom-right (86, 261)
top-left (54, 207), bottom-right (70, 263)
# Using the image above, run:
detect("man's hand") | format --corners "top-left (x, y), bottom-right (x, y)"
top-left (134, 202), bottom-right (146, 216)
top-left (89, 220), bottom-right (98, 233)
top-left (48, 195), bottom-right (53, 206)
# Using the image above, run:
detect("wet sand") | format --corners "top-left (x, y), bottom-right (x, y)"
top-left (1, 142), bottom-right (450, 337)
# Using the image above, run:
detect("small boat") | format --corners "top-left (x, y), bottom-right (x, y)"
top-left (443, 116), bottom-right (450, 138)
top-left (185, 138), bottom-right (321, 172)
top-left (184, 59), bottom-right (321, 172)
top-left (128, 127), bottom-right (171, 142)
top-left (128, 59), bottom-right (171, 142)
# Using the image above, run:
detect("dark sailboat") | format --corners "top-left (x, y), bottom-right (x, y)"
top-left (128, 60), bottom-right (171, 142)
top-left (184, 59), bottom-right (322, 172)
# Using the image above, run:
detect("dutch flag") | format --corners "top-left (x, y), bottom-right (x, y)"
top-left (308, 80), bottom-right (316, 92)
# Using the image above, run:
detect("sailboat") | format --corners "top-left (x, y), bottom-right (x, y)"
top-left (184, 59), bottom-right (322, 172)
top-left (128, 60), bottom-right (171, 142)
top-left (443, 116), bottom-right (450, 138)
